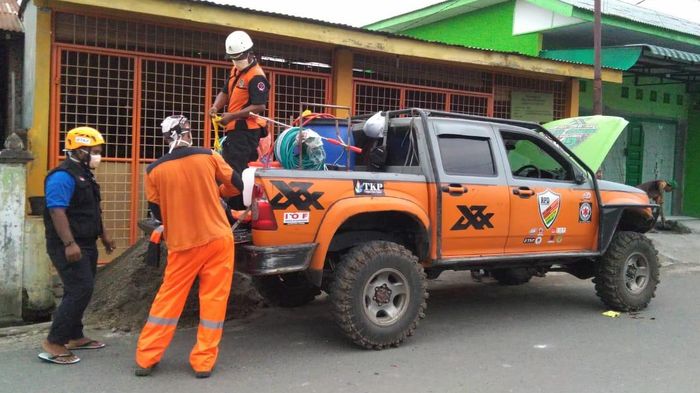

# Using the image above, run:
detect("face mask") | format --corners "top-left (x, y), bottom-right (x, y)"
top-left (89, 154), bottom-right (102, 169)
top-left (168, 136), bottom-right (192, 153)
top-left (233, 58), bottom-right (250, 70)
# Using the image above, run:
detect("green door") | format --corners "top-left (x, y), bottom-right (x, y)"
top-left (625, 124), bottom-right (644, 186)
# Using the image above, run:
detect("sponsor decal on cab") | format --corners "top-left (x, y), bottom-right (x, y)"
top-left (579, 202), bottom-right (592, 223)
top-left (538, 189), bottom-right (561, 229)
top-left (353, 180), bottom-right (385, 196)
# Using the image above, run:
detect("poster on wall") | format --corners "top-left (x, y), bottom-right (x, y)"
top-left (511, 91), bottom-right (554, 123)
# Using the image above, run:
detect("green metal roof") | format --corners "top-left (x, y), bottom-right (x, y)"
top-left (540, 47), bottom-right (641, 70)
top-left (367, 0), bottom-right (700, 43)
top-left (540, 44), bottom-right (700, 71)
top-left (540, 44), bottom-right (700, 84)
top-left (644, 45), bottom-right (700, 63)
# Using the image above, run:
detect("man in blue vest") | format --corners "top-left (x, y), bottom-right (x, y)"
top-left (39, 127), bottom-right (116, 365)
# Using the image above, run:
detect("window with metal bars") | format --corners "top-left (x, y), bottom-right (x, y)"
top-left (353, 83), bottom-right (490, 116)
top-left (353, 53), bottom-right (492, 93)
top-left (140, 60), bottom-right (207, 159)
top-left (273, 72), bottom-right (328, 126)
top-left (450, 94), bottom-right (489, 116)
top-left (59, 51), bottom-right (134, 158)
top-left (405, 90), bottom-right (446, 111)
top-left (493, 74), bottom-right (566, 120)
top-left (54, 12), bottom-right (333, 74)
top-left (353, 83), bottom-right (401, 115)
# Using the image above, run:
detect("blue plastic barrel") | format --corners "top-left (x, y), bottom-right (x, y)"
top-left (305, 119), bottom-right (356, 169)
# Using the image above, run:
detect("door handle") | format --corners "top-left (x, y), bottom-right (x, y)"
top-left (442, 184), bottom-right (467, 195)
top-left (513, 187), bottom-right (535, 197)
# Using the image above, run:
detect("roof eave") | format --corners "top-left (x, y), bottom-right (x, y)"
top-left (47, 0), bottom-right (622, 82)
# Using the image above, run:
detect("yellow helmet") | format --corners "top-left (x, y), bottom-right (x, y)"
top-left (65, 127), bottom-right (105, 151)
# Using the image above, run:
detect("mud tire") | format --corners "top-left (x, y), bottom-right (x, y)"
top-left (490, 268), bottom-right (533, 285)
top-left (594, 231), bottom-right (660, 311)
top-left (253, 273), bottom-right (321, 308)
top-left (331, 241), bottom-right (428, 349)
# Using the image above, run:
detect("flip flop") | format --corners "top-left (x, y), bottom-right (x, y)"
top-left (38, 352), bottom-right (81, 365)
top-left (65, 340), bottom-right (106, 350)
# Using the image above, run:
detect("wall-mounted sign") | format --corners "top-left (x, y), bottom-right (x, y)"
top-left (511, 91), bottom-right (554, 123)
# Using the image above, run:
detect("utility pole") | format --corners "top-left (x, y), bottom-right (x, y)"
top-left (593, 0), bottom-right (603, 114)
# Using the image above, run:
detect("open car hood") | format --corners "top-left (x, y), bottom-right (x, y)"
top-left (543, 116), bottom-right (628, 171)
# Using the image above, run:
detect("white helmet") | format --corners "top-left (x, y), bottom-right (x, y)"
top-left (225, 31), bottom-right (254, 59)
top-left (161, 115), bottom-right (190, 139)
top-left (363, 111), bottom-right (386, 138)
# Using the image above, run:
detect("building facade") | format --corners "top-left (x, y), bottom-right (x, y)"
top-left (19, 0), bottom-right (617, 258)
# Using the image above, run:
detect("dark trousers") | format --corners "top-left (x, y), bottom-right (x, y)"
top-left (46, 240), bottom-right (98, 345)
top-left (222, 128), bottom-right (261, 210)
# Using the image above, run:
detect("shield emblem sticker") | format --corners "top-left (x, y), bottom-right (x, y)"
top-left (537, 189), bottom-right (561, 229)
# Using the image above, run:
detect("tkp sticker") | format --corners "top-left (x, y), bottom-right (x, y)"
top-left (353, 180), bottom-right (384, 196)
top-left (270, 181), bottom-right (324, 210)
top-left (537, 189), bottom-right (561, 229)
top-left (283, 211), bottom-right (309, 225)
top-left (579, 202), bottom-right (592, 223)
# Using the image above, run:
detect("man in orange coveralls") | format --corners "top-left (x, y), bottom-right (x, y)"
top-left (135, 115), bottom-right (241, 378)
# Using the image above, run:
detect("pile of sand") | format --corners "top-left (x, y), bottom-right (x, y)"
top-left (84, 239), bottom-right (263, 332)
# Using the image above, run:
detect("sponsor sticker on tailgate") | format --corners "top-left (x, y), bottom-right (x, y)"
top-left (283, 211), bottom-right (310, 225)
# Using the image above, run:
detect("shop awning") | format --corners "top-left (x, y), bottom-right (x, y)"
top-left (540, 44), bottom-right (700, 84)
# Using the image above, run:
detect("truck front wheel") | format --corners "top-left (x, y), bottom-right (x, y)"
top-left (331, 241), bottom-right (428, 349)
top-left (594, 231), bottom-right (660, 311)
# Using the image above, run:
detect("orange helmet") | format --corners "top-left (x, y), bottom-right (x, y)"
top-left (65, 127), bottom-right (105, 151)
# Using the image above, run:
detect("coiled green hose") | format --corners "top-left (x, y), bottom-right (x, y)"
top-left (275, 127), bottom-right (326, 170)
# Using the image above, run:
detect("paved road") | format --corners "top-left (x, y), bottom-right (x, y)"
top-left (1, 268), bottom-right (699, 393)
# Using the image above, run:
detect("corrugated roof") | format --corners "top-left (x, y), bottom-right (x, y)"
top-left (636, 44), bottom-right (700, 64)
top-left (0, 0), bottom-right (22, 33)
top-left (559, 0), bottom-right (700, 37)
top-left (185, 0), bottom-right (619, 69)
top-left (540, 44), bottom-right (700, 71)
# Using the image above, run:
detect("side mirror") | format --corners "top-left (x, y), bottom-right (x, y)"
top-left (574, 171), bottom-right (586, 185)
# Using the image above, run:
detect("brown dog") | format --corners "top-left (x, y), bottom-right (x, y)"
top-left (636, 180), bottom-right (675, 227)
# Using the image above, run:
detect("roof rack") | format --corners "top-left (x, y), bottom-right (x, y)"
top-left (351, 108), bottom-right (545, 132)
top-left (352, 107), bottom-right (593, 181)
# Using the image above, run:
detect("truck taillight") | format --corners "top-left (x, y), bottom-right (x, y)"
top-left (252, 184), bottom-right (277, 230)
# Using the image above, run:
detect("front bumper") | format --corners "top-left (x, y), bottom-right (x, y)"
top-left (236, 243), bottom-right (318, 276)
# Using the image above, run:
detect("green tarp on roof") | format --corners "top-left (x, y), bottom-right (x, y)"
top-left (539, 44), bottom-right (700, 71)
top-left (539, 47), bottom-right (642, 70)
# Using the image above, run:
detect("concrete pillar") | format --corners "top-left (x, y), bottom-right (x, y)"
top-left (0, 135), bottom-right (33, 324)
top-left (23, 216), bottom-right (55, 319)
top-left (332, 48), bottom-right (354, 116)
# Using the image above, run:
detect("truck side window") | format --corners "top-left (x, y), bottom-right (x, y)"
top-left (500, 131), bottom-right (574, 181)
top-left (438, 135), bottom-right (495, 176)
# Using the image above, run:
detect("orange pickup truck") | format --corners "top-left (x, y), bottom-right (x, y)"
top-left (236, 109), bottom-right (659, 349)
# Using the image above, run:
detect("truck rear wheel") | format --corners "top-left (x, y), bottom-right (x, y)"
top-left (594, 231), bottom-right (659, 311)
top-left (331, 241), bottom-right (427, 349)
top-left (490, 268), bottom-right (533, 285)
top-left (253, 273), bottom-right (321, 308)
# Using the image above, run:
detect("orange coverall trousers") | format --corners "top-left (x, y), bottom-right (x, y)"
top-left (135, 235), bottom-right (234, 372)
